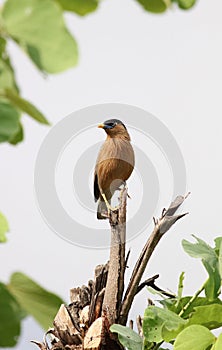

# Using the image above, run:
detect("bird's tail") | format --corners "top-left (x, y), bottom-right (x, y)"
top-left (97, 199), bottom-right (108, 220)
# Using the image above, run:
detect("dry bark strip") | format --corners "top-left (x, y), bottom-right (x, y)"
top-left (119, 193), bottom-right (189, 325)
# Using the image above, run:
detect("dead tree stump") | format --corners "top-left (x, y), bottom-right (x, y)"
top-left (32, 192), bottom-right (189, 350)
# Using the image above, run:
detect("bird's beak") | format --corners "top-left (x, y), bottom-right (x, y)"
top-left (98, 123), bottom-right (104, 128)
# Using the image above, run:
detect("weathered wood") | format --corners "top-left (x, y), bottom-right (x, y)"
top-left (84, 317), bottom-right (103, 350)
top-left (53, 304), bottom-right (82, 345)
top-left (136, 315), bottom-right (143, 337)
top-left (80, 305), bottom-right (90, 328)
top-left (68, 284), bottom-right (92, 334)
top-left (89, 264), bottom-right (109, 325)
top-left (70, 285), bottom-right (91, 307)
top-left (32, 193), bottom-right (188, 350)
top-left (102, 187), bottom-right (127, 325)
top-left (94, 288), bottom-right (105, 320)
top-left (30, 341), bottom-right (47, 350)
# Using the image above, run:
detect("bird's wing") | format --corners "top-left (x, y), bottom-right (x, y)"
top-left (94, 171), bottom-right (100, 202)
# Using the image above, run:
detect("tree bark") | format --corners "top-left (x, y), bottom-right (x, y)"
top-left (102, 187), bottom-right (127, 325)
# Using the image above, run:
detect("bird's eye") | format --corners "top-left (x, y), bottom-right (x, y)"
top-left (104, 122), bottom-right (115, 129)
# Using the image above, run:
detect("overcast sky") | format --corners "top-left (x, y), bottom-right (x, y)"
top-left (1, 0), bottom-right (222, 348)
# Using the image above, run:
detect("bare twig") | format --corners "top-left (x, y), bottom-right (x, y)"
top-left (136, 274), bottom-right (159, 295)
top-left (136, 315), bottom-right (143, 337)
top-left (125, 249), bottom-right (131, 269)
top-left (119, 194), bottom-right (189, 325)
top-left (136, 275), bottom-right (175, 298)
top-left (31, 341), bottom-right (47, 350)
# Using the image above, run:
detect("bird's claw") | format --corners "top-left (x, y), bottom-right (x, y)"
top-left (108, 205), bottom-right (120, 212)
top-left (105, 205), bottom-right (120, 218)
top-left (101, 206), bottom-right (119, 218)
top-left (101, 211), bottom-right (109, 218)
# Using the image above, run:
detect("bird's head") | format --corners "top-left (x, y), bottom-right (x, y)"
top-left (98, 119), bottom-right (130, 139)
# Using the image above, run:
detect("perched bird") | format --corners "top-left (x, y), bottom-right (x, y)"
top-left (94, 119), bottom-right (135, 219)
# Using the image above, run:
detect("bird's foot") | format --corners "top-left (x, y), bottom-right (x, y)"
top-left (108, 204), bottom-right (120, 212)
top-left (101, 193), bottom-right (120, 214)
top-left (100, 206), bottom-right (119, 219)
top-left (101, 211), bottom-right (109, 218)
top-left (101, 193), bottom-right (110, 208)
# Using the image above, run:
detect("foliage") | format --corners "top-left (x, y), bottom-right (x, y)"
top-left (110, 324), bottom-right (143, 350)
top-left (0, 283), bottom-right (24, 347)
top-left (0, 272), bottom-right (64, 347)
top-left (134, 0), bottom-right (197, 13)
top-left (111, 235), bottom-right (222, 350)
top-left (56, 0), bottom-right (99, 15)
top-left (182, 235), bottom-right (221, 300)
top-left (0, 0), bottom-right (197, 145)
top-left (0, 212), bottom-right (9, 242)
top-left (2, 0), bottom-right (78, 73)
top-left (173, 325), bottom-right (215, 350)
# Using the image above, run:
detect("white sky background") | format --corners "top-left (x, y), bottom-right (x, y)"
top-left (0, 0), bottom-right (222, 348)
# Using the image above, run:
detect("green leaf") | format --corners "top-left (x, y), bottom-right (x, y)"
top-left (143, 306), bottom-right (187, 343)
top-left (0, 37), bottom-right (6, 58)
top-left (203, 260), bottom-right (221, 301)
top-left (135, 0), bottom-right (170, 14)
top-left (188, 304), bottom-right (222, 330)
top-left (0, 282), bottom-right (23, 347)
top-left (212, 333), bottom-right (222, 350)
top-left (0, 102), bottom-right (20, 143)
top-left (9, 121), bottom-right (24, 145)
top-left (4, 89), bottom-right (50, 125)
top-left (0, 40), bottom-right (19, 93)
top-left (7, 272), bottom-right (64, 330)
top-left (0, 212), bottom-right (9, 242)
top-left (2, 0), bottom-right (78, 73)
top-left (110, 324), bottom-right (143, 350)
top-left (161, 296), bottom-right (222, 319)
top-left (182, 235), bottom-right (217, 264)
top-left (176, 272), bottom-right (185, 307)
top-left (56, 0), bottom-right (99, 15)
top-left (214, 237), bottom-right (222, 279)
top-left (0, 57), bottom-right (16, 91)
top-left (219, 244), bottom-right (222, 282)
top-left (214, 237), bottom-right (222, 253)
top-left (182, 235), bottom-right (221, 300)
top-left (174, 325), bottom-right (215, 350)
top-left (177, 0), bottom-right (196, 10)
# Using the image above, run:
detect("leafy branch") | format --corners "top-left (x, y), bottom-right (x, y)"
top-left (0, 0), bottom-right (197, 145)
top-left (112, 235), bottom-right (222, 350)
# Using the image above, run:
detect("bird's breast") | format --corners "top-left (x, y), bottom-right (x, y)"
top-left (96, 138), bottom-right (135, 193)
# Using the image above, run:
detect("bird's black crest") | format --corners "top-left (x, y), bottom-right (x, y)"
top-left (104, 119), bottom-right (126, 129)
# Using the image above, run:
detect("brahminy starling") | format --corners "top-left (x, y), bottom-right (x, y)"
top-left (94, 119), bottom-right (135, 219)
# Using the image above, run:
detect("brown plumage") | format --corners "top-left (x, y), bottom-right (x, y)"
top-left (94, 119), bottom-right (135, 219)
